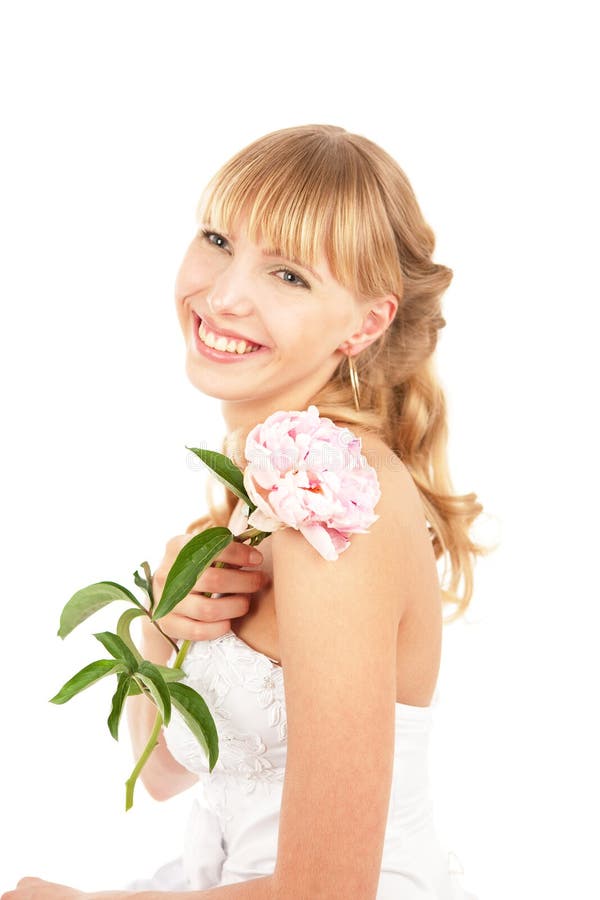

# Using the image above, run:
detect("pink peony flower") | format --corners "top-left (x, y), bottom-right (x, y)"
top-left (242, 405), bottom-right (381, 561)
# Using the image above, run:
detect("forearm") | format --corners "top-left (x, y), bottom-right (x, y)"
top-left (124, 618), bottom-right (198, 799)
top-left (167, 876), bottom-right (276, 898)
top-left (86, 875), bottom-right (277, 899)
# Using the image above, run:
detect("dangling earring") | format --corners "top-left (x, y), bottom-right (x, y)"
top-left (348, 354), bottom-right (361, 411)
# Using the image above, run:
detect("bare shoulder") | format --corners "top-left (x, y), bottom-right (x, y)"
top-left (357, 430), bottom-right (440, 607)
top-left (271, 430), bottom-right (435, 648)
top-left (350, 432), bottom-right (432, 558)
top-left (356, 431), bottom-right (423, 514)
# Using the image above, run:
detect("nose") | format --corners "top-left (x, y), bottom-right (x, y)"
top-left (207, 292), bottom-right (244, 316)
top-left (206, 258), bottom-right (255, 318)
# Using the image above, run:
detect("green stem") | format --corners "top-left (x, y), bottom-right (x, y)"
top-left (142, 608), bottom-right (180, 654)
top-left (124, 526), bottom-right (270, 810)
top-left (125, 693), bottom-right (164, 812)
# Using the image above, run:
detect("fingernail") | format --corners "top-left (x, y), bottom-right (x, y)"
top-left (250, 549), bottom-right (262, 563)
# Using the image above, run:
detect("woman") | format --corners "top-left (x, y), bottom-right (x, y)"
top-left (7, 124), bottom-right (488, 899)
top-left (127, 123), bottom-right (488, 899)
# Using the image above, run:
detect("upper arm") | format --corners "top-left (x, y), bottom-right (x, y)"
top-left (271, 448), bottom-right (431, 898)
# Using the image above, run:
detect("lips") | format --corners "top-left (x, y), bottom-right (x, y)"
top-left (194, 312), bottom-right (266, 348)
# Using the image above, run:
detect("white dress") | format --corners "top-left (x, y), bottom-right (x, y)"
top-left (124, 507), bottom-right (478, 898)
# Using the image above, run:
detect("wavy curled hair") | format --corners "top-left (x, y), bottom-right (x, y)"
top-left (184, 124), bottom-right (497, 622)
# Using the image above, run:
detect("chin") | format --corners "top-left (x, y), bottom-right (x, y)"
top-left (183, 358), bottom-right (249, 401)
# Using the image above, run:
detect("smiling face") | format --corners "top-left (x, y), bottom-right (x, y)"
top-left (174, 214), bottom-right (390, 435)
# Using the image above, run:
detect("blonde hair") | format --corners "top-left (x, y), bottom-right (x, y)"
top-left (185, 124), bottom-right (497, 622)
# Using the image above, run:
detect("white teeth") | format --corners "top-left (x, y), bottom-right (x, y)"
top-left (198, 319), bottom-right (261, 354)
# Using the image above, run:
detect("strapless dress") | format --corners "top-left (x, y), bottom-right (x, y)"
top-left (123, 627), bottom-right (478, 898)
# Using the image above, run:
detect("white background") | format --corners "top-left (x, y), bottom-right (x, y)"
top-left (1, 2), bottom-right (598, 898)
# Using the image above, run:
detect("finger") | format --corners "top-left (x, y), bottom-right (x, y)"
top-left (157, 540), bottom-right (262, 588)
top-left (167, 535), bottom-right (262, 569)
top-left (161, 614), bottom-right (237, 642)
top-left (172, 593), bottom-right (252, 624)
top-left (192, 565), bottom-right (267, 596)
top-left (210, 541), bottom-right (263, 568)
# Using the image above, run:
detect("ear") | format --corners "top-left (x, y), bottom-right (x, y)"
top-left (339, 294), bottom-right (398, 355)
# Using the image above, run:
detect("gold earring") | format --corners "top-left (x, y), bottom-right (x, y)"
top-left (348, 354), bottom-right (361, 411)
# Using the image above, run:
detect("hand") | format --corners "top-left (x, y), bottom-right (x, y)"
top-left (149, 534), bottom-right (270, 643)
top-left (1, 876), bottom-right (85, 899)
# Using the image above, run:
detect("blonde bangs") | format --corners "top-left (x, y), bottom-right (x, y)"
top-left (196, 126), bottom-right (402, 301)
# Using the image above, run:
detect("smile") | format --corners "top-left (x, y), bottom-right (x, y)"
top-left (192, 312), bottom-right (271, 363)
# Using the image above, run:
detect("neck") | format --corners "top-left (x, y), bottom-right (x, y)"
top-left (220, 355), bottom-right (344, 463)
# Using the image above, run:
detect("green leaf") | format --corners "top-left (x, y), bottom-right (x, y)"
top-left (57, 581), bottom-right (144, 639)
top-left (152, 527), bottom-right (234, 621)
top-left (107, 672), bottom-right (131, 740)
top-left (168, 682), bottom-right (219, 772)
top-left (155, 664), bottom-right (185, 683)
top-left (93, 631), bottom-right (140, 673)
top-left (49, 659), bottom-right (128, 704)
top-left (127, 665), bottom-right (182, 696)
top-left (185, 446), bottom-right (255, 509)
top-left (135, 661), bottom-right (171, 726)
top-left (133, 562), bottom-right (155, 613)
top-left (116, 607), bottom-right (145, 665)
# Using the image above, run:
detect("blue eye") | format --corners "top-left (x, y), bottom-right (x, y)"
top-left (200, 228), bottom-right (227, 249)
top-left (199, 228), bottom-right (310, 289)
top-left (275, 269), bottom-right (308, 288)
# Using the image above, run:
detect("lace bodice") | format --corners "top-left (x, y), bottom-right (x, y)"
top-left (163, 630), bottom-right (288, 807)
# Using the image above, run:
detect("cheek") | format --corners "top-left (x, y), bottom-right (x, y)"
top-left (174, 259), bottom-right (197, 302)
top-left (174, 259), bottom-right (202, 331)
top-left (173, 273), bottom-right (188, 330)
top-left (282, 323), bottom-right (333, 360)
top-left (296, 310), bottom-right (344, 348)
top-left (174, 242), bottom-right (211, 301)
top-left (174, 268), bottom-right (189, 308)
